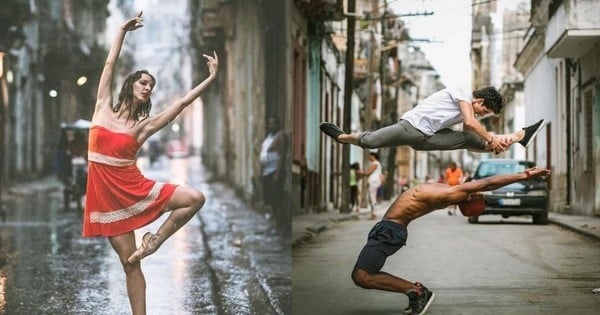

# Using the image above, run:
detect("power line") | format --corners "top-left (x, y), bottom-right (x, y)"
top-left (354, 11), bottom-right (434, 21)
top-left (472, 0), bottom-right (498, 6)
top-left (391, 0), bottom-right (505, 17)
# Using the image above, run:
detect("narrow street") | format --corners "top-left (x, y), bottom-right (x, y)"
top-left (0, 156), bottom-right (291, 315)
top-left (293, 206), bottom-right (600, 315)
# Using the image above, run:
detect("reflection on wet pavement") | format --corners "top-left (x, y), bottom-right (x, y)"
top-left (0, 156), bottom-right (291, 314)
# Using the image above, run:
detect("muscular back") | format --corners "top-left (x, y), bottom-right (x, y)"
top-left (382, 170), bottom-right (543, 225)
top-left (384, 183), bottom-right (466, 225)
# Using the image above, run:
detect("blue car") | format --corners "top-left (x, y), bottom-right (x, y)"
top-left (469, 159), bottom-right (549, 224)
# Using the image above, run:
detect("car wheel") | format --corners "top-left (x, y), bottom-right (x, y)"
top-left (533, 212), bottom-right (548, 225)
top-left (468, 216), bottom-right (479, 224)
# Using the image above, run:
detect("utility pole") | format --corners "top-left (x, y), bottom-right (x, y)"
top-left (340, 0), bottom-right (357, 213)
top-left (0, 52), bottom-right (7, 221)
top-left (360, 0), bottom-right (379, 209)
top-left (380, 0), bottom-right (397, 200)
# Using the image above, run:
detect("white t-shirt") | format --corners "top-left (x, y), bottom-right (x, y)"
top-left (260, 132), bottom-right (280, 176)
top-left (368, 160), bottom-right (382, 187)
top-left (401, 88), bottom-right (471, 135)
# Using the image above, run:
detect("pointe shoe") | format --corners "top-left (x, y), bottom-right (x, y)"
top-left (127, 232), bottom-right (159, 264)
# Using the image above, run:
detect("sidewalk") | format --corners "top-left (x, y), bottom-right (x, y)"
top-left (293, 203), bottom-right (600, 247)
top-left (292, 200), bottom-right (393, 247)
top-left (2, 176), bottom-right (63, 196)
top-left (548, 212), bottom-right (600, 241)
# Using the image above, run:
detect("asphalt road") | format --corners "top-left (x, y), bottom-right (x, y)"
top-left (292, 208), bottom-right (600, 315)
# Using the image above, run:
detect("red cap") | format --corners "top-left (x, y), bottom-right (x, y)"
top-left (459, 198), bottom-right (487, 217)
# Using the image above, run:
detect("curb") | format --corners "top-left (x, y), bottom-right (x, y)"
top-left (292, 213), bottom-right (359, 247)
top-left (548, 218), bottom-right (600, 242)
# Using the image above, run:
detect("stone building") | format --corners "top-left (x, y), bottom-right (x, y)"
top-left (471, 0), bottom-right (531, 164)
top-left (289, 0), bottom-right (446, 215)
top-left (0, 0), bottom-right (109, 188)
top-left (191, 0), bottom-right (292, 228)
top-left (515, 0), bottom-right (600, 216)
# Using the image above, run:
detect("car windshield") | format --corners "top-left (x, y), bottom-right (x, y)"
top-left (475, 161), bottom-right (534, 178)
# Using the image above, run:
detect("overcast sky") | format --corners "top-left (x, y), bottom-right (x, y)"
top-left (390, 0), bottom-right (473, 92)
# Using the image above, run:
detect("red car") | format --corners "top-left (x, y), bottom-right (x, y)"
top-left (165, 140), bottom-right (189, 158)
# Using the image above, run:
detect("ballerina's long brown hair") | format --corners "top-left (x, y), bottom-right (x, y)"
top-left (114, 70), bottom-right (155, 123)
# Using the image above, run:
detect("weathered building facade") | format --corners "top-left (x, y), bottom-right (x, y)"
top-left (191, 0), bottom-right (292, 227)
top-left (471, 0), bottom-right (531, 165)
top-left (0, 0), bottom-right (109, 189)
top-left (289, 0), bottom-right (448, 215)
top-left (515, 0), bottom-right (600, 216)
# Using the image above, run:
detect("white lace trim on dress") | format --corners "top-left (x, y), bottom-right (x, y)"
top-left (88, 151), bottom-right (135, 166)
top-left (89, 182), bottom-right (165, 224)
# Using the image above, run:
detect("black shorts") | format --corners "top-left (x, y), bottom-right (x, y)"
top-left (353, 219), bottom-right (408, 274)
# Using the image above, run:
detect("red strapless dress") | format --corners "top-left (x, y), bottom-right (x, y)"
top-left (83, 125), bottom-right (177, 237)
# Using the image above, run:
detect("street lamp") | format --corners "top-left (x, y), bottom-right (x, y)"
top-left (76, 76), bottom-right (87, 86)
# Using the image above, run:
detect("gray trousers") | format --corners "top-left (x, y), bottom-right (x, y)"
top-left (358, 119), bottom-right (487, 151)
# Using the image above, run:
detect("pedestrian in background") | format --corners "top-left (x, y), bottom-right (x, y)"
top-left (377, 170), bottom-right (387, 204)
top-left (54, 129), bottom-right (72, 185)
top-left (350, 162), bottom-right (360, 212)
top-left (260, 115), bottom-right (287, 213)
top-left (444, 161), bottom-right (463, 215)
top-left (357, 152), bottom-right (382, 220)
top-left (397, 173), bottom-right (409, 194)
top-left (425, 175), bottom-right (435, 183)
top-left (82, 12), bottom-right (218, 315)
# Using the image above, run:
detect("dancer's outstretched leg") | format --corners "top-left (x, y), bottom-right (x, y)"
top-left (322, 119), bottom-right (544, 152)
top-left (127, 186), bottom-right (205, 263)
top-left (517, 119), bottom-right (545, 148)
top-left (483, 119), bottom-right (545, 151)
top-left (320, 121), bottom-right (421, 148)
top-left (320, 122), bottom-right (360, 145)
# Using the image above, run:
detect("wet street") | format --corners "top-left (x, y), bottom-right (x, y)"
top-left (0, 156), bottom-right (291, 315)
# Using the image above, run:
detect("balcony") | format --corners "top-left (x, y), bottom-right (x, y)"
top-left (296, 0), bottom-right (345, 21)
top-left (353, 58), bottom-right (368, 80)
top-left (545, 0), bottom-right (600, 58)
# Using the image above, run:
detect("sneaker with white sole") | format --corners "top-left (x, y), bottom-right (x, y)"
top-left (518, 119), bottom-right (545, 148)
top-left (406, 282), bottom-right (435, 315)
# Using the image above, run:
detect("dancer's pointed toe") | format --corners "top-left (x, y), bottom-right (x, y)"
top-left (127, 232), bottom-right (158, 264)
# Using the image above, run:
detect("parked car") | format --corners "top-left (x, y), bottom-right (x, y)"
top-left (469, 159), bottom-right (549, 224)
top-left (165, 140), bottom-right (189, 158)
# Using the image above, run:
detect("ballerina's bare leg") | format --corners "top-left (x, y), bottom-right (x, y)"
top-left (127, 186), bottom-right (206, 264)
top-left (109, 232), bottom-right (147, 315)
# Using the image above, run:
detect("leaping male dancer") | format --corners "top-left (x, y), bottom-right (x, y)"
top-left (320, 87), bottom-right (545, 154)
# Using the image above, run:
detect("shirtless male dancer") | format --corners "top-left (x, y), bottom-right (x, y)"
top-left (351, 166), bottom-right (551, 314)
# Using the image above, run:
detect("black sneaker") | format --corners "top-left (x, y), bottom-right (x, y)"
top-left (518, 119), bottom-right (545, 148)
top-left (319, 122), bottom-right (344, 143)
top-left (406, 282), bottom-right (435, 315)
top-left (403, 292), bottom-right (414, 314)
top-left (403, 282), bottom-right (426, 314)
